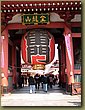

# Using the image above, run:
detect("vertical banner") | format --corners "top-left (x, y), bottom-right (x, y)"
top-left (0, 36), bottom-right (4, 68)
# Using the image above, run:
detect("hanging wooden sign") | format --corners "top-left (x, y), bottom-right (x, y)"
top-left (22, 13), bottom-right (49, 25)
top-left (33, 64), bottom-right (45, 70)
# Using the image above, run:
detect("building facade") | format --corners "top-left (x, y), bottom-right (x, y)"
top-left (1, 0), bottom-right (81, 94)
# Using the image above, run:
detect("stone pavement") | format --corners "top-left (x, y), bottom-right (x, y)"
top-left (1, 85), bottom-right (81, 106)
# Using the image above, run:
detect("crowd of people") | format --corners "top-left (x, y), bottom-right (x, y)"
top-left (18, 73), bottom-right (59, 94)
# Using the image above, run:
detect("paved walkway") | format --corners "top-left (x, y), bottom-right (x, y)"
top-left (1, 84), bottom-right (81, 106)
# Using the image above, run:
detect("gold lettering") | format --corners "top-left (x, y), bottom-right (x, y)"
top-left (32, 15), bottom-right (38, 23)
top-left (32, 16), bottom-right (35, 22)
top-left (25, 16), bottom-right (31, 23)
top-left (40, 15), bottom-right (46, 23)
top-left (35, 16), bottom-right (38, 23)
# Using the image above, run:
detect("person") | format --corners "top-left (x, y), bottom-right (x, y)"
top-left (42, 74), bottom-right (48, 93)
top-left (28, 74), bottom-right (36, 94)
top-left (49, 74), bottom-right (53, 88)
top-left (25, 76), bottom-right (27, 85)
top-left (34, 74), bottom-right (40, 90)
top-left (53, 75), bottom-right (57, 86)
top-left (21, 75), bottom-right (24, 87)
top-left (18, 75), bottom-right (22, 88)
top-left (40, 75), bottom-right (44, 89)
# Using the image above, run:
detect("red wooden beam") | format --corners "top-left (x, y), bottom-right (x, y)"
top-left (7, 22), bottom-right (65, 30)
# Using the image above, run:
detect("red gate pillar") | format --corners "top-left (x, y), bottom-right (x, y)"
top-left (60, 40), bottom-right (66, 88)
top-left (12, 45), bottom-right (17, 88)
top-left (1, 28), bottom-right (8, 78)
top-left (64, 24), bottom-right (74, 92)
top-left (1, 28), bottom-right (8, 95)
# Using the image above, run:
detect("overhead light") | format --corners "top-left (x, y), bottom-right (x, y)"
top-left (56, 8), bottom-right (58, 10)
top-left (57, 3), bottom-right (60, 5)
top-left (12, 10), bottom-right (14, 12)
top-left (28, 9), bottom-right (30, 11)
top-left (21, 4), bottom-right (23, 6)
top-left (52, 8), bottom-right (54, 11)
top-left (44, 8), bottom-right (46, 11)
top-left (66, 2), bottom-right (68, 5)
top-left (48, 8), bottom-right (50, 11)
top-left (60, 8), bottom-right (62, 10)
top-left (39, 3), bottom-right (41, 6)
top-left (20, 9), bottom-right (22, 12)
top-left (75, 7), bottom-right (77, 10)
top-left (34, 4), bottom-right (37, 6)
top-left (8, 4), bottom-right (10, 7)
top-left (53, 3), bottom-right (56, 5)
top-left (75, 2), bottom-right (77, 5)
top-left (24, 9), bottom-right (26, 12)
top-left (25, 4), bottom-right (28, 6)
top-left (71, 7), bottom-right (74, 10)
top-left (80, 2), bottom-right (81, 5)
top-left (12, 4), bottom-right (14, 7)
top-left (36, 9), bottom-right (38, 11)
top-left (40, 8), bottom-right (42, 11)
top-left (68, 7), bottom-right (70, 10)
top-left (4, 10), bottom-right (6, 12)
top-left (29, 4), bottom-right (32, 6)
top-left (63, 8), bottom-right (66, 10)
top-left (16, 9), bottom-right (18, 12)
top-left (32, 9), bottom-right (34, 11)
top-left (16, 4), bottom-right (19, 7)
top-left (79, 7), bottom-right (81, 10)
top-left (71, 2), bottom-right (73, 5)
top-left (62, 2), bottom-right (64, 5)
top-left (3, 5), bottom-right (5, 7)
top-left (48, 3), bottom-right (51, 6)
top-left (44, 3), bottom-right (46, 6)
top-left (8, 10), bottom-right (10, 12)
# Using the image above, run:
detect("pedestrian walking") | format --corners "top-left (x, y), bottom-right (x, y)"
top-left (42, 74), bottom-right (48, 93)
top-left (21, 75), bottom-right (24, 87)
top-left (49, 75), bottom-right (53, 88)
top-left (28, 74), bottom-right (36, 94)
top-left (40, 75), bottom-right (44, 89)
top-left (34, 74), bottom-right (40, 90)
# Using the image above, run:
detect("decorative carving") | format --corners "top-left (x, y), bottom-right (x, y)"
top-left (1, 13), bottom-right (14, 32)
top-left (59, 11), bottom-right (75, 22)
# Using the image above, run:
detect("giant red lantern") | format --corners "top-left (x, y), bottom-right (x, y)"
top-left (21, 29), bottom-right (55, 65)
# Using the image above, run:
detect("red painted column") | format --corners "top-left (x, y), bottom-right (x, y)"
top-left (12, 45), bottom-right (17, 85)
top-left (61, 41), bottom-right (66, 85)
top-left (64, 24), bottom-right (74, 86)
top-left (1, 28), bottom-right (8, 78)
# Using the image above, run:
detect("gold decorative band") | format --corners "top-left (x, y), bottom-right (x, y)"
top-left (33, 64), bottom-right (45, 70)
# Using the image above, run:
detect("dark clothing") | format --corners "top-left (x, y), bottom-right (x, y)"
top-left (28, 76), bottom-right (35, 85)
top-left (42, 76), bottom-right (48, 92)
top-left (49, 76), bottom-right (53, 88)
top-left (40, 75), bottom-right (44, 88)
top-left (34, 74), bottom-right (40, 89)
top-left (42, 76), bottom-right (48, 84)
top-left (21, 76), bottom-right (24, 87)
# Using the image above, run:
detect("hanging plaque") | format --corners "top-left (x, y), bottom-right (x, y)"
top-left (22, 13), bottom-right (49, 24)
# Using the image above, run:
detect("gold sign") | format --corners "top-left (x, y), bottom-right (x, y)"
top-left (22, 13), bottom-right (49, 25)
top-left (33, 64), bottom-right (45, 70)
